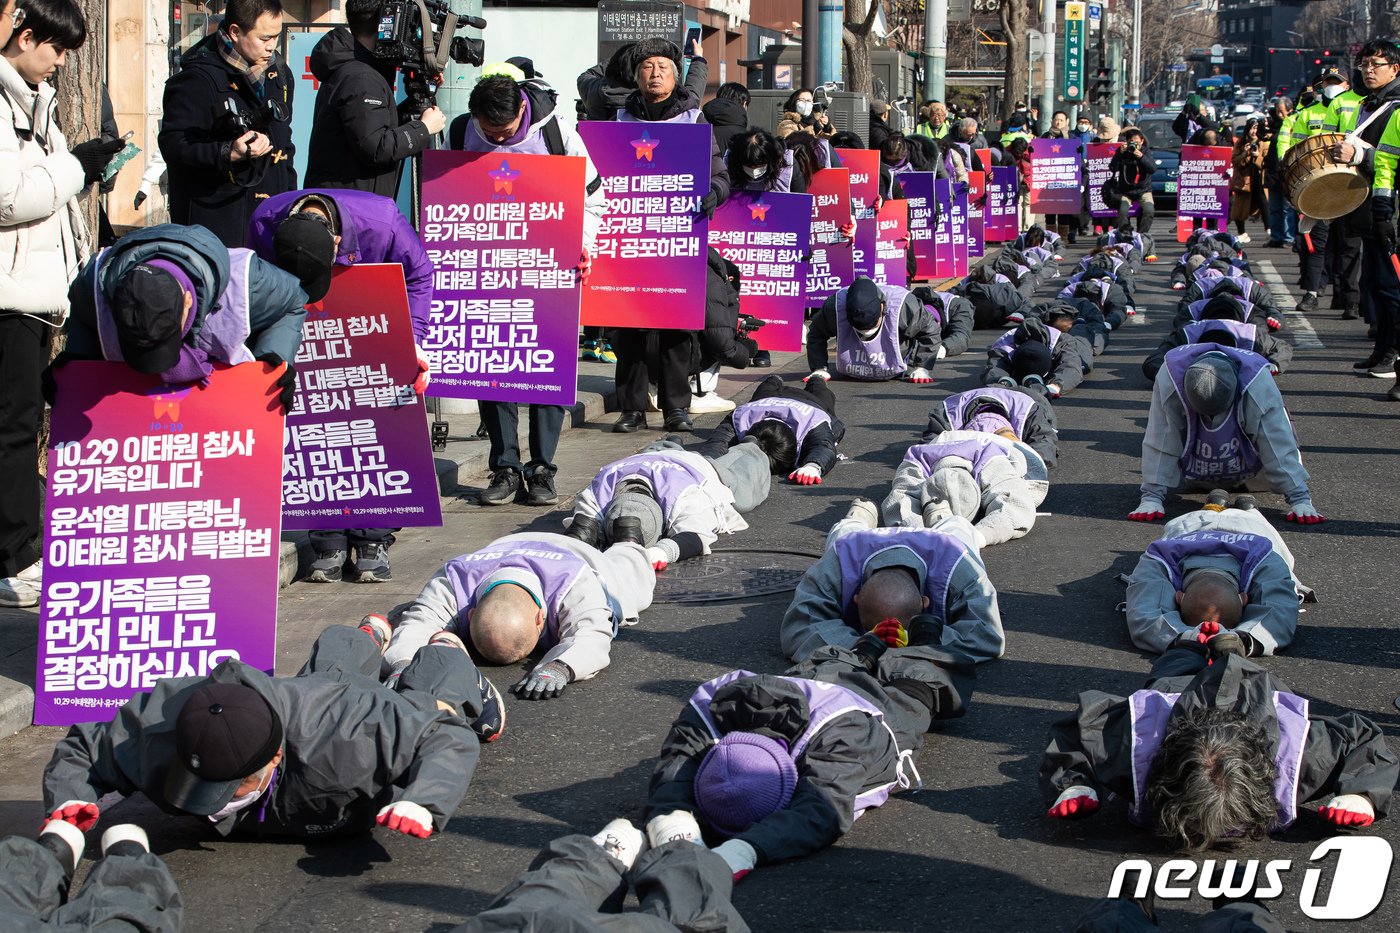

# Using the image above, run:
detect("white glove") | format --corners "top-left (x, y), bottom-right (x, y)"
top-left (804, 369), bottom-right (830, 382)
top-left (1047, 785), bottom-right (1101, 818)
top-left (937, 344), bottom-right (948, 360)
top-left (714, 838), bottom-right (758, 881)
top-left (1286, 499), bottom-right (1324, 524)
top-left (1343, 134), bottom-right (1369, 166)
top-left (790, 463), bottom-right (823, 485)
top-left (972, 528), bottom-right (988, 550)
top-left (646, 809), bottom-right (703, 848)
top-left (906, 366), bottom-right (933, 384)
top-left (1320, 793), bottom-right (1376, 827)
top-left (645, 546), bottom-right (670, 571)
top-left (375, 800), bottom-right (434, 838)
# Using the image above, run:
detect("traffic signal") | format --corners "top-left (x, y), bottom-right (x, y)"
top-left (1090, 67), bottom-right (1113, 106)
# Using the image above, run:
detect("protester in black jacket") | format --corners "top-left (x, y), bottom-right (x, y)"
top-left (911, 286), bottom-right (974, 357)
top-left (696, 374), bottom-right (846, 482)
top-left (702, 83), bottom-right (750, 156)
top-left (1101, 127), bottom-right (1158, 235)
top-left (158, 0), bottom-right (297, 247)
top-left (304, 2), bottom-right (446, 198)
top-left (697, 250), bottom-right (756, 374)
top-left (953, 267), bottom-right (1031, 329)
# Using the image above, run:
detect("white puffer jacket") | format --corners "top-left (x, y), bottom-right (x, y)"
top-left (0, 56), bottom-right (89, 321)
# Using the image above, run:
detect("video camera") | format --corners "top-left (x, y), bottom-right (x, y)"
top-left (737, 314), bottom-right (767, 338)
top-left (374, 0), bottom-right (487, 112)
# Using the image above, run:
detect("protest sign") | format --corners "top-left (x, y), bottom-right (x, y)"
top-left (283, 265), bottom-right (443, 532)
top-left (950, 182), bottom-right (970, 278)
top-left (933, 178), bottom-right (955, 279)
top-left (874, 198), bottom-right (909, 286)
top-left (1178, 145), bottom-right (1232, 223)
top-left (421, 149), bottom-right (584, 406)
top-left (1028, 138), bottom-right (1085, 213)
top-left (805, 168), bottom-right (855, 307)
top-left (837, 149), bottom-right (880, 278)
top-left (710, 190), bottom-right (813, 352)
top-left (986, 166), bottom-right (1019, 241)
top-left (37, 362), bottom-right (283, 726)
top-left (578, 121), bottom-right (712, 329)
top-left (1086, 142), bottom-right (1133, 218)
top-left (903, 172), bottom-right (938, 279)
top-left (966, 170), bottom-right (986, 258)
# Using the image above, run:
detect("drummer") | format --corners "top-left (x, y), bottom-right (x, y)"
top-left (1356, 38), bottom-right (1400, 396)
top-left (1288, 68), bottom-right (1362, 321)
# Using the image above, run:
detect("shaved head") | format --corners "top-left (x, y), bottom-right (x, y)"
top-left (855, 567), bottom-right (927, 631)
top-left (469, 584), bottom-right (543, 664)
top-left (1178, 573), bottom-right (1244, 629)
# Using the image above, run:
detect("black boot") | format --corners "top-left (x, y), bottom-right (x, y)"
top-left (613, 411), bottom-right (647, 433)
top-left (609, 515), bottom-right (646, 546)
top-left (565, 513), bottom-right (601, 547)
top-left (906, 613), bottom-right (945, 647)
top-left (850, 631), bottom-right (888, 672)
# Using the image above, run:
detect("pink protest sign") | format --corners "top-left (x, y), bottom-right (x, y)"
top-left (709, 190), bottom-right (813, 352)
top-left (578, 121), bottom-right (712, 329)
top-left (420, 149), bottom-right (584, 406)
top-left (933, 179), bottom-right (955, 279)
top-left (966, 170), bottom-right (986, 258)
top-left (1178, 145), bottom-right (1233, 222)
top-left (839, 148), bottom-right (881, 280)
top-left (38, 362), bottom-right (284, 726)
top-left (949, 182), bottom-right (969, 278)
top-left (1088, 143), bottom-right (1136, 218)
top-left (1028, 138), bottom-right (1085, 214)
top-left (283, 265), bottom-right (443, 531)
top-left (805, 168), bottom-right (855, 307)
top-left (874, 198), bottom-right (909, 286)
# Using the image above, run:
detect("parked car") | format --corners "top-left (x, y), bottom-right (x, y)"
top-left (1133, 112), bottom-right (1181, 210)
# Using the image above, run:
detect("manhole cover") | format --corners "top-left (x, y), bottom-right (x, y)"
top-left (652, 549), bottom-right (821, 603)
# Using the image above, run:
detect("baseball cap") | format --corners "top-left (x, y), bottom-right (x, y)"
top-left (870, 99), bottom-right (890, 115)
top-left (112, 261), bottom-right (196, 375)
top-left (846, 278), bottom-right (885, 334)
top-left (165, 683), bottom-right (284, 816)
top-left (272, 213), bottom-right (336, 303)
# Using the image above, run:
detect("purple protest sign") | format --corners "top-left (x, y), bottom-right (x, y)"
top-left (806, 168), bottom-right (855, 307)
top-left (709, 190), bottom-right (813, 352)
top-left (283, 265), bottom-right (443, 531)
top-left (1178, 145), bottom-right (1232, 222)
top-left (420, 150), bottom-right (584, 406)
top-left (874, 198), bottom-right (909, 286)
top-left (986, 166), bottom-right (1019, 241)
top-left (578, 121), bottom-right (711, 329)
top-left (966, 170), bottom-right (986, 258)
top-left (950, 182), bottom-right (969, 278)
top-left (38, 362), bottom-right (284, 726)
top-left (1028, 138), bottom-right (1085, 214)
top-left (903, 172), bottom-right (938, 279)
top-left (933, 179), bottom-right (954, 279)
top-left (1088, 143), bottom-right (1136, 219)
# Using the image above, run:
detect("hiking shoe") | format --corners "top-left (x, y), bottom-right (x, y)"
top-left (1296, 291), bottom-right (1318, 312)
top-left (1231, 494), bottom-right (1257, 511)
top-left (307, 549), bottom-right (347, 583)
top-left (1203, 489), bottom-right (1230, 512)
top-left (0, 576), bottom-right (39, 608)
top-left (359, 614), bottom-right (393, 653)
top-left (1367, 351), bottom-right (1398, 379)
top-left (1236, 232), bottom-right (1252, 244)
top-left (480, 468), bottom-right (522, 505)
top-left (352, 544), bottom-right (392, 583)
top-left (525, 468), bottom-right (558, 506)
top-left (613, 411), bottom-right (647, 433)
top-left (1353, 348), bottom-right (1388, 371)
top-left (845, 498), bottom-right (880, 530)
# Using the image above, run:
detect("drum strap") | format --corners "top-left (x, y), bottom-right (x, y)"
top-left (1353, 101), bottom-right (1397, 138)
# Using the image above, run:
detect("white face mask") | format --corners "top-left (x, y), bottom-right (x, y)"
top-left (207, 765), bottom-right (275, 823)
top-left (1077, 124), bottom-right (1091, 133)
top-left (795, 100), bottom-right (814, 117)
top-left (744, 165), bottom-right (768, 179)
top-left (1321, 83), bottom-right (1345, 100)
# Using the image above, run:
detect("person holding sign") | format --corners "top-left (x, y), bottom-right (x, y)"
top-left (806, 277), bottom-right (941, 384)
top-left (381, 531), bottom-right (656, 701)
top-left (696, 374), bottom-right (845, 485)
top-left (1130, 345), bottom-right (1320, 524)
top-left (1100, 128), bottom-right (1157, 248)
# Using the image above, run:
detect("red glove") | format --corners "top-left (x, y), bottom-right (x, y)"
top-left (872, 618), bottom-right (908, 648)
top-left (1127, 498), bottom-right (1165, 522)
top-left (1319, 795), bottom-right (1376, 828)
top-left (1266, 316), bottom-right (1282, 332)
top-left (1285, 501), bottom-right (1324, 524)
top-left (1195, 621), bottom-right (1222, 644)
top-left (788, 464), bottom-right (823, 485)
top-left (1047, 787), bottom-right (1100, 819)
top-left (376, 801), bottom-right (434, 839)
top-left (645, 546), bottom-right (669, 572)
top-left (577, 247), bottom-right (593, 285)
top-left (50, 800), bottom-right (100, 831)
top-left (840, 221), bottom-right (856, 239)
top-left (413, 344), bottom-right (431, 395)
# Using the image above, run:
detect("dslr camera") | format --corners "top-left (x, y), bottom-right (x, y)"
top-left (374, 0), bottom-right (486, 112)
top-left (211, 99), bottom-right (255, 142)
top-left (737, 314), bottom-right (767, 338)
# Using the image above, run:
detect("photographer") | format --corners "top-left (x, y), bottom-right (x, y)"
top-left (1229, 117), bottom-right (1266, 242)
top-left (304, 0), bottom-right (447, 197)
top-left (1101, 127), bottom-right (1157, 235)
top-left (159, 0), bottom-right (296, 247)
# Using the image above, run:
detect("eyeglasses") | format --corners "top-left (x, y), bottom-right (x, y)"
top-left (9, 7), bottom-right (24, 27)
top-left (1359, 59), bottom-right (1399, 71)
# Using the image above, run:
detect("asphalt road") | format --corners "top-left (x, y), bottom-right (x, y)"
top-left (2, 224), bottom-right (1399, 932)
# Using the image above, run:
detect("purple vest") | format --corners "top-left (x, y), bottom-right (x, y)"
top-left (587, 452), bottom-right (710, 514)
top-left (94, 249), bottom-right (256, 374)
top-left (460, 117), bottom-right (554, 156)
top-left (1182, 319), bottom-right (1259, 350)
top-left (990, 327), bottom-right (1059, 355)
top-left (1186, 298), bottom-right (1256, 323)
top-left (1144, 529), bottom-right (1276, 591)
top-left (1023, 246), bottom-right (1055, 266)
top-left (944, 387), bottom-right (1036, 439)
top-left (617, 108), bottom-right (702, 124)
top-left (1164, 345), bottom-right (1270, 484)
top-left (833, 528), bottom-right (971, 628)
top-left (688, 670), bottom-right (908, 819)
top-left (923, 291), bottom-right (957, 328)
top-left (731, 396), bottom-right (832, 449)
top-left (444, 541), bottom-right (596, 648)
top-left (1194, 268), bottom-right (1250, 294)
top-left (834, 284), bottom-right (908, 380)
top-left (1127, 689), bottom-right (1310, 831)
top-left (902, 438), bottom-right (1012, 482)
top-left (1059, 276), bottom-right (1110, 305)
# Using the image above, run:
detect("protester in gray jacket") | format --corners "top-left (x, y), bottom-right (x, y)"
top-left (44, 625), bottom-right (483, 841)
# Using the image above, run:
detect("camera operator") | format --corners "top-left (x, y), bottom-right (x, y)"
top-left (1101, 127), bottom-right (1157, 235)
top-left (159, 0), bottom-right (296, 248)
top-left (305, 0), bottom-right (447, 197)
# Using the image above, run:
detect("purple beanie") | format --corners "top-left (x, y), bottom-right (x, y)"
top-left (693, 732), bottom-right (798, 837)
top-left (965, 412), bottom-right (1014, 436)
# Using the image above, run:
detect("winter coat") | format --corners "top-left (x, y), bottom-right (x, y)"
top-left (981, 318), bottom-right (1093, 396)
top-left (159, 34), bottom-right (297, 247)
top-left (702, 97), bottom-right (750, 156)
top-left (807, 286), bottom-right (941, 375)
top-left (247, 188), bottom-right (435, 342)
top-left (1172, 277), bottom-right (1280, 330)
top-left (304, 27), bottom-right (433, 198)
top-left (64, 223), bottom-right (308, 368)
top-left (1143, 322), bottom-right (1292, 382)
top-left (1105, 147), bottom-right (1156, 197)
top-left (1230, 138), bottom-right (1265, 222)
top-left (578, 53), bottom-right (708, 123)
top-left (911, 286), bottom-right (975, 357)
top-left (696, 374), bottom-right (846, 477)
top-left (0, 56), bottom-right (88, 319)
top-left (696, 248), bottom-right (752, 371)
top-left (922, 386), bottom-right (1060, 469)
top-left (951, 277), bottom-right (1029, 329)
top-left (43, 659), bottom-right (478, 838)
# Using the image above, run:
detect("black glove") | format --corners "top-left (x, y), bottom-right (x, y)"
top-left (697, 191), bottom-right (719, 220)
top-left (737, 336), bottom-right (759, 358)
top-left (256, 352), bottom-right (297, 413)
top-left (71, 137), bottom-right (125, 187)
top-left (513, 660), bottom-right (570, 700)
top-left (1374, 198), bottom-right (1396, 253)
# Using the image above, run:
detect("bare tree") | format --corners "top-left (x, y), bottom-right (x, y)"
top-left (842, 0), bottom-right (884, 96)
top-left (1293, 0), bottom-right (1368, 52)
top-left (999, 0), bottom-right (1029, 119)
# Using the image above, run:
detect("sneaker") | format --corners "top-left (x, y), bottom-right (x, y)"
top-left (307, 549), bottom-right (347, 583)
top-left (352, 544), bottom-right (392, 583)
top-left (921, 498), bottom-right (953, 526)
top-left (1203, 489), bottom-right (1230, 512)
top-left (844, 498), bottom-right (879, 530)
top-left (1207, 630), bottom-right (1247, 660)
top-left (471, 669), bottom-right (507, 743)
top-left (1020, 374), bottom-right (1047, 394)
top-left (0, 576), bottom-right (39, 608)
top-left (1367, 351), bottom-right (1398, 379)
top-left (1296, 291), bottom-right (1319, 312)
top-left (689, 393), bottom-right (736, 414)
top-left (580, 339), bottom-right (603, 362)
top-left (592, 818), bottom-right (643, 869)
top-left (1236, 232), bottom-right (1252, 244)
top-left (1353, 349), bottom-right (1388, 371)
top-left (359, 614), bottom-right (393, 653)
top-left (1004, 311), bottom-right (1025, 324)
top-left (16, 560), bottom-right (41, 584)
top-left (1389, 380), bottom-right (1400, 402)
top-left (524, 467), bottom-right (558, 506)
top-left (596, 340), bottom-right (618, 365)
top-left (1231, 494), bottom-right (1257, 511)
top-left (1342, 306), bottom-right (1360, 320)
top-left (429, 629), bottom-right (467, 652)
top-left (479, 468), bottom-right (522, 505)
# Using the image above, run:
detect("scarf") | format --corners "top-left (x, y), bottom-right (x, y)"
top-left (216, 28), bottom-right (271, 91)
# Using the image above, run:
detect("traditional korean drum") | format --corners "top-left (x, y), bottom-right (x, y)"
top-left (1281, 132), bottom-right (1368, 220)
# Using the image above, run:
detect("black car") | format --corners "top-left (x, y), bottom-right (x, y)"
top-left (1133, 113), bottom-right (1181, 211)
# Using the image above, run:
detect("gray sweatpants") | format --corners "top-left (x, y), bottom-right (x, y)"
top-left (0, 835), bottom-right (183, 932)
top-left (456, 835), bottom-right (749, 933)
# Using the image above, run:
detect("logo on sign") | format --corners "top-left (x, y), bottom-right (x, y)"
top-left (631, 130), bottom-right (660, 162)
top-left (750, 197), bottom-right (770, 222)
top-left (146, 384), bottom-right (193, 431)
top-left (488, 159), bottom-right (521, 199)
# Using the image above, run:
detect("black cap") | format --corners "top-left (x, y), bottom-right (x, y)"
top-left (113, 265), bottom-right (189, 374)
top-left (164, 683), bottom-right (283, 816)
top-left (1010, 340), bottom-right (1053, 382)
top-left (272, 213), bottom-right (336, 302)
top-left (846, 278), bottom-right (885, 332)
top-left (506, 55), bottom-right (541, 78)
